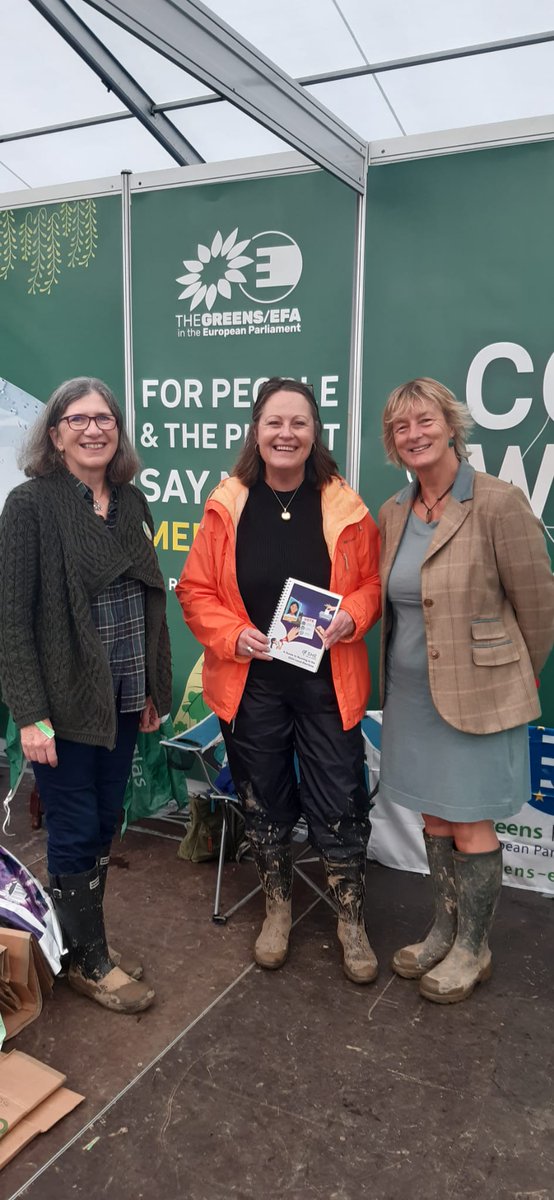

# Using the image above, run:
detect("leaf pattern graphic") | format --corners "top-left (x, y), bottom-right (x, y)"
top-left (190, 285), bottom-right (207, 310)
top-left (225, 237), bottom-right (250, 259)
top-left (178, 282), bottom-right (202, 300)
top-left (220, 228), bottom-right (239, 256)
top-left (0, 210), bottom-right (17, 280)
top-left (176, 228), bottom-right (256, 312)
top-left (227, 255), bottom-right (253, 270)
top-left (211, 231), bottom-right (223, 256)
top-left (2, 200), bottom-right (98, 293)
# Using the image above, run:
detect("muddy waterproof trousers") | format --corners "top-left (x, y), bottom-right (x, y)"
top-left (220, 673), bottom-right (371, 861)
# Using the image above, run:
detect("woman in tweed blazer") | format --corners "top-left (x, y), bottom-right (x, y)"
top-left (378, 378), bottom-right (554, 1004)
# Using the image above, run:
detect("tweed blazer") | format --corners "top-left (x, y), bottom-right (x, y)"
top-left (378, 459), bottom-right (554, 734)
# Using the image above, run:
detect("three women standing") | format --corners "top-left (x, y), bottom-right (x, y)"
top-left (178, 377), bottom-right (381, 982)
top-left (379, 378), bottom-right (554, 1003)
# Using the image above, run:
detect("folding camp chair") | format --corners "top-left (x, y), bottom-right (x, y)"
top-left (161, 713), bottom-right (334, 924)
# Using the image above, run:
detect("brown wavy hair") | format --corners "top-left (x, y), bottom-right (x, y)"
top-left (233, 377), bottom-right (340, 487)
top-left (19, 377), bottom-right (140, 483)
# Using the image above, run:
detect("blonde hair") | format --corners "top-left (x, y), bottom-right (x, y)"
top-left (382, 378), bottom-right (473, 468)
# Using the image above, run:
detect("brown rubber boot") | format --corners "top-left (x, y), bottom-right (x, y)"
top-left (252, 843), bottom-right (293, 970)
top-left (325, 857), bottom-right (378, 984)
top-left (420, 846), bottom-right (502, 1004)
top-left (50, 868), bottom-right (154, 1014)
top-left (392, 834), bottom-right (457, 978)
top-left (98, 849), bottom-right (143, 981)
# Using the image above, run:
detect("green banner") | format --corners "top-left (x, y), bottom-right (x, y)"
top-left (0, 196), bottom-right (124, 403)
top-left (362, 140), bottom-right (554, 720)
top-left (131, 169), bottom-right (357, 723)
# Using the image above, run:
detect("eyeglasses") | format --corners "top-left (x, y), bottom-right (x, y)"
top-left (58, 413), bottom-right (118, 431)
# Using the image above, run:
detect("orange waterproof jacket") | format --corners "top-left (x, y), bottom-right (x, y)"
top-left (176, 475), bottom-right (381, 730)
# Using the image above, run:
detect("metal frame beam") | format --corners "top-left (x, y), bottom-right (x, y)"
top-left (81, 0), bottom-right (367, 193)
top-left (3, 27), bottom-right (554, 150)
top-left (28, 0), bottom-right (203, 165)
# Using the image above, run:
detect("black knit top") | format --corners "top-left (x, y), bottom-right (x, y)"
top-left (236, 478), bottom-right (332, 680)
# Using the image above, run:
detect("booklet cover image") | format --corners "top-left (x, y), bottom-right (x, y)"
top-left (267, 578), bottom-right (343, 673)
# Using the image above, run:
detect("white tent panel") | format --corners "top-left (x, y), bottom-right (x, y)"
top-left (199, 0), bottom-right (364, 76)
top-left (336, 0), bottom-right (554, 59)
top-left (0, 0), bottom-right (127, 129)
top-left (308, 77), bottom-right (403, 141)
top-left (0, 119), bottom-right (175, 192)
top-left (172, 103), bottom-right (289, 162)
top-left (382, 43), bottom-right (554, 136)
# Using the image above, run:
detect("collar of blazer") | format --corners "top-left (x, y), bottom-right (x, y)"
top-left (383, 458), bottom-right (475, 582)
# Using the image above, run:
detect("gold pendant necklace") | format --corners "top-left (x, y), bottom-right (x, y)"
top-left (267, 481), bottom-right (303, 521)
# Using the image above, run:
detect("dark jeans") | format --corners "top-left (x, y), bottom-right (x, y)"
top-left (220, 673), bottom-right (370, 863)
top-left (33, 710), bottom-right (140, 875)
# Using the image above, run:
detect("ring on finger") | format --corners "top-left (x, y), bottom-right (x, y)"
top-left (246, 644), bottom-right (254, 653)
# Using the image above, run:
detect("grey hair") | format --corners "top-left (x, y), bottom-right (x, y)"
top-left (19, 377), bottom-right (140, 483)
top-left (382, 377), bottom-right (473, 468)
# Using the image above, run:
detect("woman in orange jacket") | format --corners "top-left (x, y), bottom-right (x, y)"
top-left (177, 378), bottom-right (381, 982)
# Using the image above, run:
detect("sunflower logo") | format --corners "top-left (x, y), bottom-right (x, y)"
top-left (176, 228), bottom-right (253, 311)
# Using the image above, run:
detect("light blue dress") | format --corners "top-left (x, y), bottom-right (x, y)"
top-left (379, 510), bottom-right (530, 821)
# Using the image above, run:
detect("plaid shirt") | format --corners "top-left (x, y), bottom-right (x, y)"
top-left (73, 476), bottom-right (146, 714)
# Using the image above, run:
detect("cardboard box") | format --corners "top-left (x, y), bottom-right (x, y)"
top-left (0, 946), bottom-right (8, 982)
top-left (0, 1085), bottom-right (84, 1169)
top-left (0, 928), bottom-right (52, 1040)
top-left (0, 1052), bottom-right (84, 1169)
top-left (0, 1050), bottom-right (65, 1134)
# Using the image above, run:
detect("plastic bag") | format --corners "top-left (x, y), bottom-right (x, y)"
top-left (122, 716), bottom-right (188, 831)
top-left (0, 846), bottom-right (64, 974)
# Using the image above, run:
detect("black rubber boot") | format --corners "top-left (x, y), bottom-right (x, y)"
top-left (97, 847), bottom-right (143, 981)
top-left (251, 843), bottom-right (293, 969)
top-left (392, 834), bottom-right (457, 978)
top-left (324, 856), bottom-right (378, 984)
top-left (49, 868), bottom-right (154, 1013)
top-left (420, 846), bottom-right (503, 1004)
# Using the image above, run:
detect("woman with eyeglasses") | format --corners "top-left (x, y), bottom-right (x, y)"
top-left (177, 377), bottom-right (381, 983)
top-left (0, 377), bottom-right (172, 1014)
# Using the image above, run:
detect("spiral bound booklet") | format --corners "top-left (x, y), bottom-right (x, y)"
top-left (266, 578), bottom-right (343, 672)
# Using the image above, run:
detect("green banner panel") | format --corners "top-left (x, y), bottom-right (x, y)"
top-left (0, 196), bottom-right (124, 403)
top-left (131, 170), bottom-right (357, 722)
top-left (362, 141), bottom-right (554, 719)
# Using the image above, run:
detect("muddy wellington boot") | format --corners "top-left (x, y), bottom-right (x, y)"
top-left (392, 834), bottom-right (457, 979)
top-left (325, 857), bottom-right (378, 984)
top-left (419, 846), bottom-right (503, 1004)
top-left (50, 868), bottom-right (155, 1013)
top-left (97, 847), bottom-right (143, 981)
top-left (253, 844), bottom-right (293, 970)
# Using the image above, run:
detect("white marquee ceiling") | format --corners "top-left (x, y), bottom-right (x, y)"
top-left (1, 0), bottom-right (554, 194)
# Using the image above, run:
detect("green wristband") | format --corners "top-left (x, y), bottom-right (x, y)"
top-left (35, 720), bottom-right (55, 739)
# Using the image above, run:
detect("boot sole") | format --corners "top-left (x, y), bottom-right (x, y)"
top-left (419, 960), bottom-right (493, 1005)
top-left (254, 948), bottom-right (289, 970)
top-left (68, 973), bottom-right (155, 1013)
top-left (392, 955), bottom-right (449, 980)
top-left (391, 959), bottom-right (427, 980)
top-left (342, 961), bottom-right (379, 985)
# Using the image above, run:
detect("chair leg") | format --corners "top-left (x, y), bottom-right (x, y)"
top-left (212, 805), bottom-right (228, 924)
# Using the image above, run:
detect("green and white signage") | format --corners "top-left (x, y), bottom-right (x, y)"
top-left (131, 169), bottom-right (357, 721)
